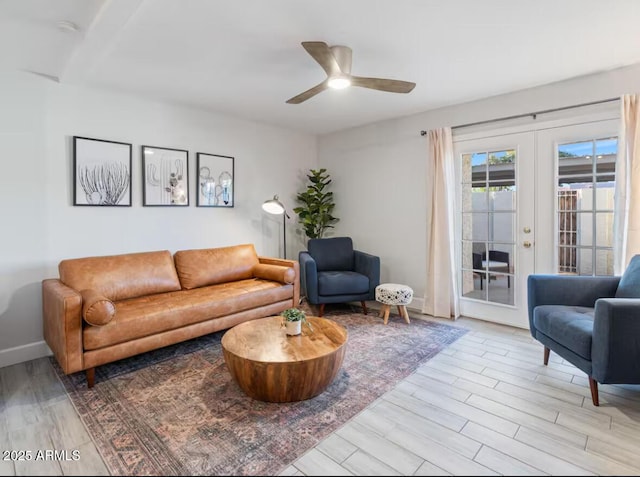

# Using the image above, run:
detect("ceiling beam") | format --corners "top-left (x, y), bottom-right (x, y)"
top-left (60, 0), bottom-right (146, 84)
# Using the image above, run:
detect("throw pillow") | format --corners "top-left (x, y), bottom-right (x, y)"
top-left (81, 289), bottom-right (116, 326)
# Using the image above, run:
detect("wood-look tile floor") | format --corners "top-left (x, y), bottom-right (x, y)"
top-left (2, 314), bottom-right (640, 476)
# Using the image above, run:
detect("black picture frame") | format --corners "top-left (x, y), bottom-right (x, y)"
top-left (73, 136), bottom-right (132, 206)
top-left (142, 145), bottom-right (189, 206)
top-left (196, 152), bottom-right (235, 207)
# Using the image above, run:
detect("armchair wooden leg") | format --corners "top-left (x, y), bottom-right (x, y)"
top-left (543, 347), bottom-right (550, 365)
top-left (86, 367), bottom-right (95, 388)
top-left (361, 301), bottom-right (368, 315)
top-left (318, 303), bottom-right (325, 317)
top-left (588, 377), bottom-right (600, 406)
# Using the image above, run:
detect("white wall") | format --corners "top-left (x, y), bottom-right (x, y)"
top-left (0, 71), bottom-right (316, 367)
top-left (318, 63), bottom-right (640, 312)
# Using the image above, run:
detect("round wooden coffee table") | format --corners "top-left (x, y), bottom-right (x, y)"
top-left (221, 316), bottom-right (348, 402)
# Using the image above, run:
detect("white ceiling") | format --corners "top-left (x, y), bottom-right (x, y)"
top-left (4, 0), bottom-right (640, 135)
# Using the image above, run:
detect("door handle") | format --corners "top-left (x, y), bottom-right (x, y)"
top-left (523, 241), bottom-right (532, 248)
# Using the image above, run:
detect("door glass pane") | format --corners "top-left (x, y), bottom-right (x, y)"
top-left (471, 187), bottom-right (489, 211)
top-left (462, 213), bottom-right (488, 241)
top-left (596, 173), bottom-right (615, 184)
top-left (461, 269), bottom-right (486, 300)
top-left (595, 138), bottom-right (617, 174)
top-left (596, 249), bottom-right (614, 276)
top-left (558, 246), bottom-right (576, 274)
top-left (595, 185), bottom-right (614, 210)
top-left (461, 153), bottom-right (473, 183)
top-left (558, 176), bottom-right (594, 188)
top-left (473, 152), bottom-right (488, 168)
top-left (556, 137), bottom-right (617, 276)
top-left (578, 247), bottom-right (593, 275)
top-left (595, 212), bottom-right (614, 247)
top-left (576, 212), bottom-right (593, 247)
top-left (558, 141), bottom-right (593, 173)
top-left (492, 187), bottom-right (515, 211)
top-left (491, 212), bottom-right (514, 243)
top-left (487, 274), bottom-right (514, 305)
top-left (465, 152), bottom-right (488, 185)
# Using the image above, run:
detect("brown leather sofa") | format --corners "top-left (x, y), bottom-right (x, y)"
top-left (42, 244), bottom-right (299, 387)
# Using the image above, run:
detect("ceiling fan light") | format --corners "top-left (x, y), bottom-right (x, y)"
top-left (328, 77), bottom-right (351, 89)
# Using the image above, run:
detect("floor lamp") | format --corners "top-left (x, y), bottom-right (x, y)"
top-left (262, 195), bottom-right (290, 259)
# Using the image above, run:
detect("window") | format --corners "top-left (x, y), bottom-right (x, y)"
top-left (557, 137), bottom-right (617, 275)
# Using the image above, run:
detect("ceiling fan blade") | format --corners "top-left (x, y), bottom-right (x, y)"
top-left (301, 41), bottom-right (341, 77)
top-left (286, 81), bottom-right (328, 104)
top-left (351, 76), bottom-right (416, 93)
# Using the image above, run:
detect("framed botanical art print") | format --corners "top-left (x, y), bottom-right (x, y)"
top-left (196, 152), bottom-right (234, 207)
top-left (73, 136), bottom-right (132, 206)
top-left (142, 145), bottom-right (189, 206)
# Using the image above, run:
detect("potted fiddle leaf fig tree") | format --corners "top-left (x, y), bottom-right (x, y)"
top-left (293, 168), bottom-right (339, 240)
top-left (280, 308), bottom-right (313, 336)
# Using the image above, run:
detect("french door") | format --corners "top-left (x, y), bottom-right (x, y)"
top-left (454, 117), bottom-right (619, 329)
top-left (455, 132), bottom-right (535, 329)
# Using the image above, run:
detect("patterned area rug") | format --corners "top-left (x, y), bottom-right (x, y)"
top-left (53, 305), bottom-right (467, 476)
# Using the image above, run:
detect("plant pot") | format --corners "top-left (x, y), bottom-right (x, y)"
top-left (284, 320), bottom-right (302, 336)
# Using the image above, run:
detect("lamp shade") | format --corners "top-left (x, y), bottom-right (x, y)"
top-left (262, 195), bottom-right (285, 215)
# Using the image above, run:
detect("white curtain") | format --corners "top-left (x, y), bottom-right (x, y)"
top-left (614, 94), bottom-right (640, 274)
top-left (423, 127), bottom-right (460, 319)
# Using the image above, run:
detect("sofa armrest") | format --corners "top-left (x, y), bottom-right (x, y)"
top-left (298, 252), bottom-right (318, 304)
top-left (592, 298), bottom-right (640, 383)
top-left (258, 256), bottom-right (299, 306)
top-left (42, 279), bottom-right (84, 374)
top-left (354, 250), bottom-right (381, 300)
top-left (252, 263), bottom-right (295, 284)
top-left (527, 275), bottom-right (620, 338)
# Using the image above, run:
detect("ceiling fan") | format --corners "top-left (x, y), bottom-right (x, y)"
top-left (286, 41), bottom-right (416, 104)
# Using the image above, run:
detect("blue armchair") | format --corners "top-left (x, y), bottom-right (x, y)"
top-left (527, 255), bottom-right (640, 406)
top-left (299, 237), bottom-right (380, 317)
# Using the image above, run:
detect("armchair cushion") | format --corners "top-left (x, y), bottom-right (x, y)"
top-left (318, 271), bottom-right (369, 296)
top-left (533, 305), bottom-right (595, 360)
top-left (308, 237), bottom-right (354, 271)
top-left (615, 254), bottom-right (640, 298)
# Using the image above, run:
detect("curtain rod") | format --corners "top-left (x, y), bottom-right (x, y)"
top-left (419, 97), bottom-right (619, 136)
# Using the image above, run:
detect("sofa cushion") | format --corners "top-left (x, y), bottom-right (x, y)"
top-left (174, 244), bottom-right (260, 290)
top-left (318, 271), bottom-right (369, 296)
top-left (59, 250), bottom-right (181, 301)
top-left (83, 278), bottom-right (292, 350)
top-left (80, 289), bottom-right (115, 326)
top-left (615, 254), bottom-right (640, 298)
top-left (308, 237), bottom-right (354, 272)
top-left (533, 305), bottom-right (595, 360)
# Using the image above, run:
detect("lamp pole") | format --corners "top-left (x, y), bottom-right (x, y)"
top-left (282, 211), bottom-right (290, 259)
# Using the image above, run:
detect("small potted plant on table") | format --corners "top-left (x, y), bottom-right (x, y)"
top-left (281, 308), bottom-right (313, 336)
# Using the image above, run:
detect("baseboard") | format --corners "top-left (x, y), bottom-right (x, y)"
top-left (0, 341), bottom-right (52, 369)
top-left (407, 297), bottom-right (424, 312)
